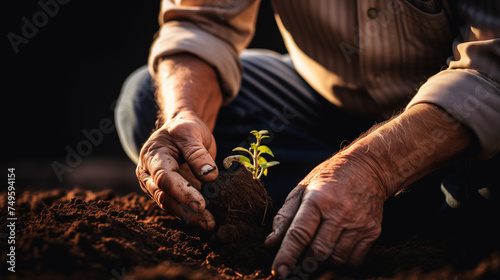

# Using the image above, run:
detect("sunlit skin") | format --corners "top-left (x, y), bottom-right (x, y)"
top-left (136, 53), bottom-right (472, 278)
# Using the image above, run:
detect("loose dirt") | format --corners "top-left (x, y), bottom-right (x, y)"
top-left (1, 169), bottom-right (499, 279)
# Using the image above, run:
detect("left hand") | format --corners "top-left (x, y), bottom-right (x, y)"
top-left (265, 153), bottom-right (388, 278)
top-left (265, 103), bottom-right (472, 279)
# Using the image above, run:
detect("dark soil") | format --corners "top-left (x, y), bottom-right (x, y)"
top-left (1, 169), bottom-right (500, 279)
top-left (204, 162), bottom-right (273, 247)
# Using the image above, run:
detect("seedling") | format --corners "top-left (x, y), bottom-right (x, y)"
top-left (231, 130), bottom-right (279, 180)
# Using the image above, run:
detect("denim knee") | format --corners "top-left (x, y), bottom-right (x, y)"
top-left (115, 65), bottom-right (157, 164)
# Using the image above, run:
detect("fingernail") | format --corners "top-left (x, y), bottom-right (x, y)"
top-left (276, 265), bottom-right (289, 279)
top-left (189, 201), bottom-right (201, 213)
top-left (198, 219), bottom-right (208, 231)
top-left (200, 164), bottom-right (216, 176)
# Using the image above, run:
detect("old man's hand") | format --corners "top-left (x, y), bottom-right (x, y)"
top-left (265, 152), bottom-right (389, 278)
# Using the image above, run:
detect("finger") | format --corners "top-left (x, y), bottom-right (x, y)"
top-left (145, 149), bottom-right (207, 213)
top-left (328, 231), bottom-right (361, 267)
top-left (346, 234), bottom-right (379, 267)
top-left (177, 136), bottom-right (218, 182)
top-left (265, 184), bottom-right (306, 248)
top-left (197, 207), bottom-right (216, 232)
top-left (179, 162), bottom-right (202, 190)
top-left (163, 194), bottom-right (216, 231)
top-left (271, 200), bottom-right (321, 279)
top-left (159, 168), bottom-right (207, 213)
top-left (140, 171), bottom-right (216, 232)
top-left (138, 172), bottom-right (166, 209)
top-left (304, 220), bottom-right (343, 264)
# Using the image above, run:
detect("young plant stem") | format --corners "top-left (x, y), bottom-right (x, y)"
top-left (253, 137), bottom-right (261, 179)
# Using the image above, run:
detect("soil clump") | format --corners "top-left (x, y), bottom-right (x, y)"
top-left (204, 162), bottom-right (273, 247)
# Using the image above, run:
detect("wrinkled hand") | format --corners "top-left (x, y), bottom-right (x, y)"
top-left (136, 111), bottom-right (218, 231)
top-left (265, 154), bottom-right (388, 278)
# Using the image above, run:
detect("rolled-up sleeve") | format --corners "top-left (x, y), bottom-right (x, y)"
top-left (407, 1), bottom-right (500, 159)
top-left (148, 0), bottom-right (260, 104)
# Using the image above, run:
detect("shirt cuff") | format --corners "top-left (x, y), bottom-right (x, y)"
top-left (407, 69), bottom-right (500, 159)
top-left (148, 21), bottom-right (241, 105)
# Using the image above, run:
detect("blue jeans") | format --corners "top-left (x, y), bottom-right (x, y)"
top-left (115, 50), bottom-right (375, 204)
top-left (115, 50), bottom-right (499, 236)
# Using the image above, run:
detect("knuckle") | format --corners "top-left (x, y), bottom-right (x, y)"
top-left (139, 134), bottom-right (159, 158)
top-left (310, 241), bottom-right (333, 261)
top-left (330, 241), bottom-right (352, 264)
top-left (371, 224), bottom-right (382, 237)
top-left (167, 118), bottom-right (196, 138)
top-left (153, 170), bottom-right (167, 188)
top-left (364, 221), bottom-right (382, 237)
top-left (303, 192), bottom-right (334, 215)
top-left (301, 199), bottom-right (327, 220)
top-left (303, 188), bottom-right (327, 203)
top-left (330, 253), bottom-right (347, 266)
top-left (151, 188), bottom-right (163, 204)
top-left (183, 146), bottom-right (207, 162)
top-left (286, 226), bottom-right (313, 248)
top-left (144, 142), bottom-right (166, 161)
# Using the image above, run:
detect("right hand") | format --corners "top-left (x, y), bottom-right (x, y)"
top-left (136, 110), bottom-right (218, 231)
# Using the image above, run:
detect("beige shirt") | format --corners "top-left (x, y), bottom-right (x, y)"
top-left (148, 0), bottom-right (500, 159)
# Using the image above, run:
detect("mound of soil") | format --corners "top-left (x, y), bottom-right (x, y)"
top-left (0, 187), bottom-right (272, 280)
top-left (204, 162), bottom-right (273, 247)
top-left (1, 176), bottom-right (500, 279)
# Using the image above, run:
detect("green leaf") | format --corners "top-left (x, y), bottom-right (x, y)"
top-left (257, 145), bottom-right (274, 157)
top-left (250, 130), bottom-right (259, 138)
top-left (258, 130), bottom-right (269, 135)
top-left (266, 161), bottom-right (280, 168)
top-left (233, 147), bottom-right (253, 157)
top-left (238, 155), bottom-right (251, 164)
top-left (258, 162), bottom-right (269, 177)
top-left (242, 161), bottom-right (255, 171)
top-left (232, 147), bottom-right (250, 153)
top-left (239, 155), bottom-right (254, 171)
top-left (258, 156), bottom-right (267, 164)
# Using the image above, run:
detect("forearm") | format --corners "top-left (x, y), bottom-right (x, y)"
top-left (156, 53), bottom-right (223, 130)
top-left (342, 103), bottom-right (472, 199)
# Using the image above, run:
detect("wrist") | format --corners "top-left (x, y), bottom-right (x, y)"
top-left (156, 53), bottom-right (223, 130)
top-left (342, 103), bottom-right (472, 198)
top-left (337, 147), bottom-right (394, 201)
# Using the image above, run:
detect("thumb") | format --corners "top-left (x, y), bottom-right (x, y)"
top-left (177, 136), bottom-right (218, 182)
top-left (166, 113), bottom-right (219, 182)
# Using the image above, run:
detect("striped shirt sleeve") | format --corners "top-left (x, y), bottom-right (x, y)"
top-left (407, 1), bottom-right (500, 159)
top-left (148, 0), bottom-right (260, 104)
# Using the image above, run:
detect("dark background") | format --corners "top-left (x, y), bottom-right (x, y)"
top-left (4, 1), bottom-right (285, 189)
